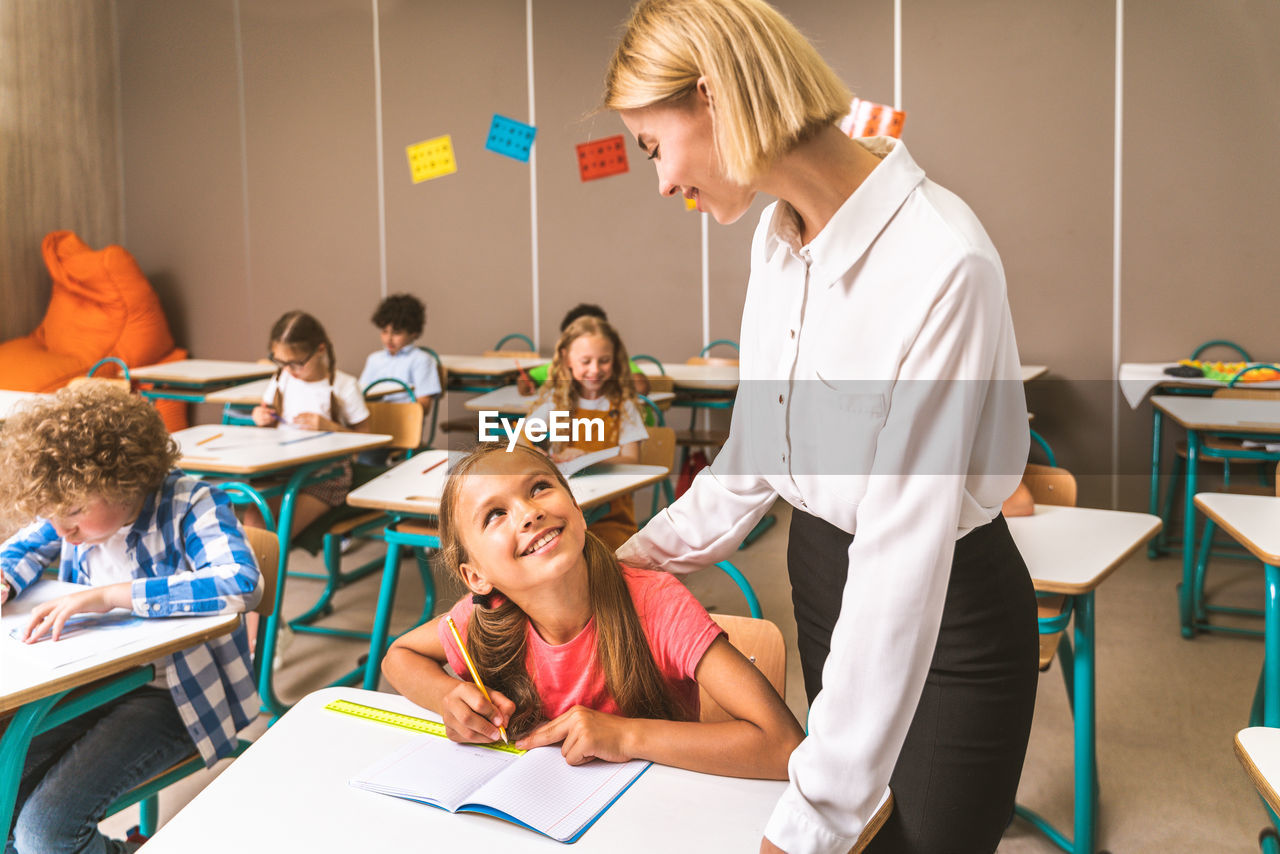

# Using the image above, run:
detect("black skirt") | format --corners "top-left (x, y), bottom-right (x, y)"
top-left (787, 510), bottom-right (1039, 854)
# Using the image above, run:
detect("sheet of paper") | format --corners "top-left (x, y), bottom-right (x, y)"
top-left (351, 734), bottom-right (516, 812)
top-left (1, 590), bottom-right (157, 670)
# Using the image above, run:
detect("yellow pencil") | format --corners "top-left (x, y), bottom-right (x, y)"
top-left (445, 615), bottom-right (509, 744)
top-left (195, 432), bottom-right (224, 446)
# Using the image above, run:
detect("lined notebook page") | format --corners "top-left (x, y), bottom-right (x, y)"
top-left (353, 735), bottom-right (516, 811)
top-left (468, 747), bottom-right (649, 841)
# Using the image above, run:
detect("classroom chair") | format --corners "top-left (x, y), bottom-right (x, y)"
top-left (103, 523), bottom-right (278, 837)
top-left (288, 389), bottom-right (435, 643)
top-left (1023, 463), bottom-right (1078, 671)
top-left (638, 425), bottom-right (677, 522)
top-left (1190, 461), bottom-right (1280, 638)
top-left (697, 614), bottom-right (786, 724)
top-left (486, 332), bottom-right (535, 356)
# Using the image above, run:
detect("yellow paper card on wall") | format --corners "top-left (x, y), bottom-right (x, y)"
top-left (407, 135), bottom-right (457, 183)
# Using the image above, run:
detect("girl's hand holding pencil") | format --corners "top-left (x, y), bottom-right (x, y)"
top-left (440, 680), bottom-right (516, 745)
top-left (251, 404), bottom-right (281, 427)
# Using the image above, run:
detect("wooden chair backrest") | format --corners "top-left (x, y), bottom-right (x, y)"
top-left (483, 350), bottom-right (540, 360)
top-left (1022, 463), bottom-right (1077, 507)
top-left (365, 401), bottom-right (424, 450)
top-left (67, 376), bottom-right (131, 393)
top-left (644, 373), bottom-right (675, 394)
top-left (1214, 387), bottom-right (1280, 401)
top-left (639, 426), bottom-right (676, 471)
top-left (698, 614), bottom-right (786, 723)
top-left (243, 526), bottom-right (279, 618)
top-left (687, 355), bottom-right (739, 367)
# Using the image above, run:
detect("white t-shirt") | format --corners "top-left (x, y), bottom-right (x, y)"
top-left (261, 370), bottom-right (370, 428)
top-left (527, 395), bottom-right (648, 447)
top-left (86, 523), bottom-right (169, 688)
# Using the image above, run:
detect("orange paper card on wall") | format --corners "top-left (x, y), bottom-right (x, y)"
top-left (576, 135), bottom-right (629, 182)
top-left (407, 135), bottom-right (458, 183)
top-left (838, 98), bottom-right (906, 139)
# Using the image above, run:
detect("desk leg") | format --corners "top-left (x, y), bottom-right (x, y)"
top-left (0, 694), bottom-right (63, 835)
top-left (1149, 407), bottom-right (1164, 558)
top-left (1180, 430), bottom-right (1200, 638)
top-left (1265, 564), bottom-right (1280, 727)
top-left (1072, 592), bottom-right (1097, 854)
top-left (363, 540), bottom-right (404, 690)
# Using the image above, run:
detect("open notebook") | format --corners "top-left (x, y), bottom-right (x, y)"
top-left (350, 732), bottom-right (649, 843)
top-left (555, 445), bottom-right (619, 478)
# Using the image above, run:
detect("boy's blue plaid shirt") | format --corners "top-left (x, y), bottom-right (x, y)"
top-left (2, 471), bottom-right (262, 765)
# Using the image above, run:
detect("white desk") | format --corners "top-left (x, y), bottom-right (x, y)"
top-left (1236, 727), bottom-right (1280, 819)
top-left (205, 377), bottom-right (405, 407)
top-left (1005, 505), bottom-right (1162, 854)
top-left (0, 580), bottom-right (241, 833)
top-left (130, 359), bottom-right (274, 386)
top-left (1151, 396), bottom-right (1280, 636)
top-left (1022, 364), bottom-right (1048, 383)
top-left (143, 687), bottom-right (786, 852)
top-left (439, 354), bottom-right (546, 381)
top-left (463, 385), bottom-right (675, 415)
top-left (0, 390), bottom-right (48, 424)
top-left (1120, 362), bottom-right (1280, 410)
top-left (174, 424), bottom-right (390, 715)
top-left (639, 362), bottom-right (738, 391)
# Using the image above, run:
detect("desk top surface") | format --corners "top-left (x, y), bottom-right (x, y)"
top-left (0, 390), bottom-right (48, 423)
top-left (144, 687), bottom-right (786, 852)
top-left (1120, 362), bottom-right (1280, 409)
top-left (129, 359), bottom-right (274, 385)
top-left (1150, 395), bottom-right (1280, 432)
top-left (639, 362), bottom-right (739, 390)
top-left (1236, 728), bottom-right (1280, 816)
top-left (347, 449), bottom-right (667, 515)
top-left (438, 354), bottom-right (548, 377)
top-left (1193, 493), bottom-right (1280, 564)
top-left (203, 378), bottom-right (404, 405)
top-left (1006, 505), bottom-right (1162, 594)
top-left (1021, 364), bottom-right (1048, 382)
top-left (174, 424), bottom-right (390, 475)
top-left (0, 581), bottom-right (239, 714)
top-left (463, 385), bottom-right (675, 414)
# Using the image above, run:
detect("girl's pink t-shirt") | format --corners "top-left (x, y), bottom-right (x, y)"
top-left (439, 565), bottom-right (724, 719)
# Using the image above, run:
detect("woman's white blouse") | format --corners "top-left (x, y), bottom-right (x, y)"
top-left (617, 138), bottom-right (1029, 854)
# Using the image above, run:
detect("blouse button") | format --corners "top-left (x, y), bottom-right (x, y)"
top-left (778, 395), bottom-right (784, 404)
top-left (789, 329), bottom-right (795, 339)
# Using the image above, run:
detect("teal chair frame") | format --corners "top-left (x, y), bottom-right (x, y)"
top-left (1147, 339), bottom-right (1252, 557)
top-left (87, 356), bottom-right (131, 382)
top-left (494, 333), bottom-right (535, 352)
top-left (632, 354), bottom-right (664, 374)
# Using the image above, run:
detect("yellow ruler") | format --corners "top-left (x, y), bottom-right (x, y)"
top-left (324, 698), bottom-right (525, 755)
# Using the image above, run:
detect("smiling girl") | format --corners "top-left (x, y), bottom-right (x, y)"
top-left (381, 443), bottom-right (802, 779)
top-left (525, 316), bottom-right (647, 549)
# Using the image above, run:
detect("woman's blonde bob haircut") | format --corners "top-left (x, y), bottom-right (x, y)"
top-left (0, 384), bottom-right (179, 521)
top-left (603, 0), bottom-right (852, 185)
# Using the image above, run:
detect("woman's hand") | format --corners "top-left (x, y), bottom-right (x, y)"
top-left (20, 582), bottom-right (132, 643)
top-left (517, 705), bottom-right (634, 764)
top-left (440, 682), bottom-right (515, 744)
top-left (759, 838), bottom-right (787, 853)
top-left (551, 447), bottom-right (587, 464)
top-left (251, 404), bottom-right (279, 427)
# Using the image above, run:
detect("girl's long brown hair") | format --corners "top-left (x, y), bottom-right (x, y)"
top-left (439, 444), bottom-right (691, 738)
top-left (534, 316), bottom-right (638, 421)
top-left (268, 310), bottom-right (340, 423)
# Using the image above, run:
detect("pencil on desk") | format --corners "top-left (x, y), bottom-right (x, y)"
top-left (277, 430), bottom-right (333, 446)
top-left (445, 615), bottom-right (509, 744)
top-left (515, 360), bottom-right (533, 386)
top-left (195, 432), bottom-right (223, 446)
top-left (421, 457), bottom-right (447, 476)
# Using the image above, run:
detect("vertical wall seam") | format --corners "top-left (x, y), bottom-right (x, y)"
top-left (233, 0), bottom-right (253, 330)
top-left (527, 0), bottom-right (541, 351)
top-left (372, 0), bottom-right (387, 298)
top-left (701, 213), bottom-right (710, 349)
top-left (1111, 0), bottom-right (1124, 508)
top-left (110, 0), bottom-right (125, 244)
top-left (893, 0), bottom-right (902, 109)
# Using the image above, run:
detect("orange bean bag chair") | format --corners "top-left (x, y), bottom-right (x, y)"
top-left (0, 231), bottom-right (189, 430)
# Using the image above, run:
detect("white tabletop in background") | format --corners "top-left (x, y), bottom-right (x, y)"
top-left (347, 449), bottom-right (668, 516)
top-left (0, 580), bottom-right (239, 715)
top-left (1005, 505), bottom-right (1162, 595)
top-left (463, 385), bottom-right (675, 414)
top-left (1193, 493), bottom-right (1280, 564)
top-left (438, 355), bottom-right (548, 377)
top-left (1150, 396), bottom-right (1280, 433)
top-left (173, 424), bottom-right (391, 476)
top-left (1236, 727), bottom-right (1280, 816)
top-left (1021, 365), bottom-right (1048, 383)
top-left (129, 359), bottom-right (274, 384)
top-left (1120, 362), bottom-right (1280, 409)
top-left (204, 378), bottom-right (405, 406)
top-left (142, 687), bottom-right (786, 853)
top-left (0, 390), bottom-right (48, 423)
top-left (639, 362), bottom-right (739, 391)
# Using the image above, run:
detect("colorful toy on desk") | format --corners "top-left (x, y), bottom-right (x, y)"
top-left (1171, 359), bottom-right (1280, 382)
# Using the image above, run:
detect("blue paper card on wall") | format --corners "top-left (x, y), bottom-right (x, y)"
top-left (485, 114), bottom-right (537, 162)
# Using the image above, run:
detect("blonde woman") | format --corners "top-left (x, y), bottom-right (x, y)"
top-left (605, 1), bottom-right (1037, 852)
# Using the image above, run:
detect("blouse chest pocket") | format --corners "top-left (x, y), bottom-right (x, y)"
top-left (791, 381), bottom-right (887, 499)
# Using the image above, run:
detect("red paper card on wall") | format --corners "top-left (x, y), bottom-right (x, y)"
top-left (576, 135), bottom-right (629, 181)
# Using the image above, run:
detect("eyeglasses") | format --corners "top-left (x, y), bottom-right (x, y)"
top-left (269, 349), bottom-right (316, 371)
